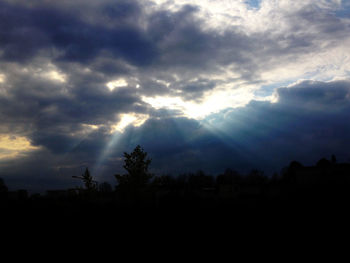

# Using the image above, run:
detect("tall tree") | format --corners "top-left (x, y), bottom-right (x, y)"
top-left (115, 145), bottom-right (153, 189)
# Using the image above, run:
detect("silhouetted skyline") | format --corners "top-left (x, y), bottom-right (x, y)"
top-left (2, 148), bottom-right (350, 213)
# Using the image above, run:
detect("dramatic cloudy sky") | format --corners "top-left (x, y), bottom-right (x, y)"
top-left (0, 0), bottom-right (350, 191)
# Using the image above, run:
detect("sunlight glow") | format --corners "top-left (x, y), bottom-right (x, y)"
top-left (42, 70), bottom-right (66, 82)
top-left (112, 113), bottom-right (149, 132)
top-left (82, 124), bottom-right (99, 130)
top-left (25, 62), bottom-right (68, 83)
top-left (155, 79), bottom-right (171, 87)
top-left (92, 132), bottom-right (122, 177)
top-left (0, 135), bottom-right (39, 160)
top-left (106, 78), bottom-right (128, 91)
top-left (93, 113), bottom-right (149, 176)
top-left (142, 86), bottom-right (256, 119)
top-left (0, 74), bottom-right (5, 83)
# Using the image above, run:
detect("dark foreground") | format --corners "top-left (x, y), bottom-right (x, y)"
top-left (2, 157), bottom-right (350, 227)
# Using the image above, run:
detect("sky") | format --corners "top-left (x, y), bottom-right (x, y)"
top-left (0, 0), bottom-right (350, 192)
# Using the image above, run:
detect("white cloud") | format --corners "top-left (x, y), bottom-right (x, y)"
top-left (0, 73), bottom-right (5, 83)
top-left (106, 78), bottom-right (128, 91)
top-left (112, 113), bottom-right (149, 132)
top-left (1, 0), bottom-right (350, 133)
top-left (0, 135), bottom-right (39, 160)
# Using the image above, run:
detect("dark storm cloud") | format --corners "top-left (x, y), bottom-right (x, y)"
top-left (178, 79), bottom-right (217, 101)
top-left (1, 0), bottom-right (349, 97)
top-left (1, 0), bottom-right (350, 191)
top-left (116, 80), bottom-right (350, 174)
top-left (145, 6), bottom-right (261, 81)
top-left (0, 0), bottom-right (347, 120)
top-left (0, 61), bottom-right (149, 154)
top-left (116, 117), bottom-right (252, 174)
top-left (0, 0), bottom-right (156, 65)
top-left (0, 148), bottom-right (97, 192)
top-left (2, 79), bottom-right (350, 190)
top-left (0, 1), bottom-right (284, 79)
top-left (277, 80), bottom-right (350, 109)
top-left (0, 0), bottom-right (232, 102)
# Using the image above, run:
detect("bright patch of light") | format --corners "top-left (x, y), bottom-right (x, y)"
top-left (0, 135), bottom-right (39, 160)
top-left (0, 74), bottom-right (8, 97)
top-left (142, 96), bottom-right (185, 110)
top-left (82, 124), bottom-right (99, 130)
top-left (92, 133), bottom-right (121, 177)
top-left (261, 40), bottom-right (350, 83)
top-left (0, 74), bottom-right (5, 83)
top-left (42, 70), bottom-right (66, 82)
top-left (141, 95), bottom-right (213, 119)
top-left (155, 79), bottom-right (171, 87)
top-left (92, 113), bottom-right (148, 175)
top-left (76, 123), bottom-right (101, 136)
top-left (112, 113), bottom-right (149, 132)
top-left (106, 78), bottom-right (128, 91)
top-left (29, 63), bottom-right (67, 83)
top-left (142, 86), bottom-right (256, 119)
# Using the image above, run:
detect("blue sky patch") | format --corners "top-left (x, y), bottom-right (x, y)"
top-left (246, 0), bottom-right (261, 9)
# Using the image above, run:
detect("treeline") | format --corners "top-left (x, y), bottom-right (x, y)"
top-left (1, 146), bottom-right (350, 211)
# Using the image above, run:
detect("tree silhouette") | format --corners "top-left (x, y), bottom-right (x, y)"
top-left (72, 167), bottom-right (98, 192)
top-left (115, 145), bottom-right (153, 189)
